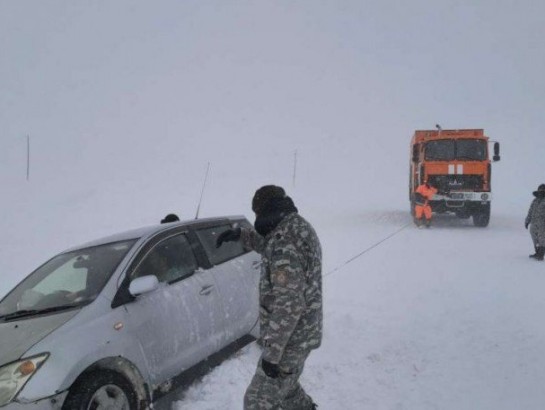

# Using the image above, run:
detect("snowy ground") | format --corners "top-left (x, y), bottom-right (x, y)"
top-left (1, 161), bottom-right (543, 410)
top-left (152, 207), bottom-right (545, 410)
top-left (2, 179), bottom-right (544, 409)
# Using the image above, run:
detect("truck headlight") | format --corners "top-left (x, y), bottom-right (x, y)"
top-left (0, 353), bottom-right (48, 406)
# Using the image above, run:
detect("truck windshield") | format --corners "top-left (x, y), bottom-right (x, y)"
top-left (425, 140), bottom-right (455, 160)
top-left (425, 139), bottom-right (487, 161)
top-left (456, 139), bottom-right (487, 160)
top-left (0, 239), bottom-right (136, 320)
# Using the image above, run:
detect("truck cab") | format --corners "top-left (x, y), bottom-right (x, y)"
top-left (409, 128), bottom-right (500, 227)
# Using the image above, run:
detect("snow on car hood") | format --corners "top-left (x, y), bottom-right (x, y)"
top-left (0, 310), bottom-right (79, 366)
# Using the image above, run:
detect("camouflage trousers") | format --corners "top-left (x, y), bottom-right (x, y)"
top-left (244, 347), bottom-right (314, 410)
top-left (530, 223), bottom-right (545, 247)
top-left (530, 224), bottom-right (540, 247)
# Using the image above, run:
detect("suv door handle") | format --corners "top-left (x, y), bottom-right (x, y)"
top-left (252, 261), bottom-right (261, 270)
top-left (199, 284), bottom-right (214, 296)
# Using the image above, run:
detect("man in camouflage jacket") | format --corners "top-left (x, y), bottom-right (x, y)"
top-left (217, 185), bottom-right (322, 410)
top-left (525, 184), bottom-right (545, 261)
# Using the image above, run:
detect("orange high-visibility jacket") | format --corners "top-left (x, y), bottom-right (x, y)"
top-left (415, 184), bottom-right (438, 205)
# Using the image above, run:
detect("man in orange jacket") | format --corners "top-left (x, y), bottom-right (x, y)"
top-left (414, 180), bottom-right (438, 227)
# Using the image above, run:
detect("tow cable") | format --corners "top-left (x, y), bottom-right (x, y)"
top-left (324, 222), bottom-right (412, 277)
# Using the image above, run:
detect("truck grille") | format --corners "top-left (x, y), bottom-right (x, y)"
top-left (428, 175), bottom-right (484, 192)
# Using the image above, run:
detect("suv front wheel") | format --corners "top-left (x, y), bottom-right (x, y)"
top-left (62, 370), bottom-right (138, 410)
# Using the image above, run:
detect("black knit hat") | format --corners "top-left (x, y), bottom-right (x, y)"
top-left (160, 213), bottom-right (180, 224)
top-left (252, 185), bottom-right (286, 214)
top-left (533, 184), bottom-right (545, 197)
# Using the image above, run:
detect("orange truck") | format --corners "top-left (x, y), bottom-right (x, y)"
top-left (409, 128), bottom-right (500, 227)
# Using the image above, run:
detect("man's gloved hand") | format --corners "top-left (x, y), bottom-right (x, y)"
top-left (261, 359), bottom-right (280, 378)
top-left (525, 221), bottom-right (529, 229)
top-left (216, 228), bottom-right (241, 248)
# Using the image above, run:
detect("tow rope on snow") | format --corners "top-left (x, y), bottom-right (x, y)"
top-left (324, 222), bottom-right (411, 277)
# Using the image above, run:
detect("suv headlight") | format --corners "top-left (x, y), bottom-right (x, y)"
top-left (0, 353), bottom-right (49, 406)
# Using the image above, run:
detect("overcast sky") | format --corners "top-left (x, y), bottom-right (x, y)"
top-left (1, 0), bottom-right (544, 216)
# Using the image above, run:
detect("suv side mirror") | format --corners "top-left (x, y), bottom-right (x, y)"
top-left (129, 275), bottom-right (159, 297)
top-left (493, 142), bottom-right (500, 162)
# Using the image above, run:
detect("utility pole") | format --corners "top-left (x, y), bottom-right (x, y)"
top-left (26, 135), bottom-right (30, 181)
top-left (292, 149), bottom-right (298, 188)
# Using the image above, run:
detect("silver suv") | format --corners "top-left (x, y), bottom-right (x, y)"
top-left (0, 216), bottom-right (260, 409)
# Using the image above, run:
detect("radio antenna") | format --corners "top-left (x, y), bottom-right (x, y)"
top-left (195, 162), bottom-right (211, 219)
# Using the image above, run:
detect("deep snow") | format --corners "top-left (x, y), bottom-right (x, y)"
top-left (155, 209), bottom-right (545, 410)
top-left (3, 188), bottom-right (545, 409)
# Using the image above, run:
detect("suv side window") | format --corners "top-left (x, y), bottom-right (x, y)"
top-left (195, 224), bottom-right (246, 265)
top-left (133, 233), bottom-right (198, 284)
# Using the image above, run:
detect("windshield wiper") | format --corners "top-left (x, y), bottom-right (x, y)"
top-left (456, 156), bottom-right (479, 161)
top-left (0, 303), bottom-right (82, 321)
top-left (426, 157), bottom-right (455, 161)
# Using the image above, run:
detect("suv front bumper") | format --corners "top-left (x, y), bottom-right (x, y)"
top-left (3, 391), bottom-right (67, 410)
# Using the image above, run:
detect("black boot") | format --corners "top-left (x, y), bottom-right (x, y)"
top-left (530, 246), bottom-right (539, 259)
top-left (536, 246), bottom-right (545, 261)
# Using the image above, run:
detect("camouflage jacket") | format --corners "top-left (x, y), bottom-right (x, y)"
top-left (526, 197), bottom-right (545, 228)
top-left (241, 212), bottom-right (322, 364)
top-left (531, 198), bottom-right (545, 232)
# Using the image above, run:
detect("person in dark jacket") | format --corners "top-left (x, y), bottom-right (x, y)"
top-left (160, 213), bottom-right (180, 224)
top-left (216, 185), bottom-right (321, 410)
top-left (525, 184), bottom-right (545, 260)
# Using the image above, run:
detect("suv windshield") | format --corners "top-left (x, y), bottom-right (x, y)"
top-left (0, 239), bottom-right (136, 320)
top-left (425, 139), bottom-right (487, 161)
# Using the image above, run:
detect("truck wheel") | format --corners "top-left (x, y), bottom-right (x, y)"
top-left (473, 205), bottom-right (490, 227)
top-left (62, 370), bottom-right (138, 410)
